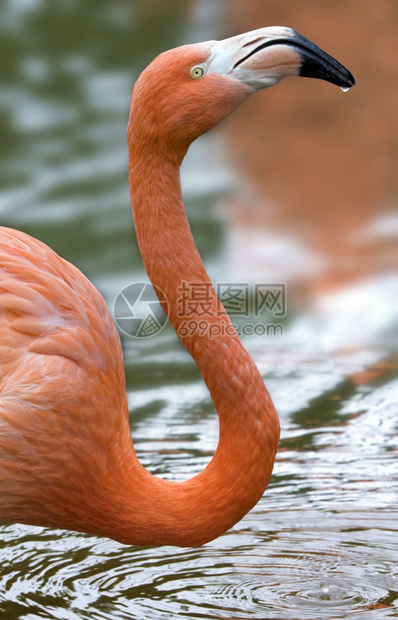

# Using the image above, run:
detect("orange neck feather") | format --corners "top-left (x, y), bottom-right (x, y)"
top-left (100, 59), bottom-right (281, 547)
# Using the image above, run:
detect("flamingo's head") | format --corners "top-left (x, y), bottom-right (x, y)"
top-left (130, 27), bottom-right (355, 152)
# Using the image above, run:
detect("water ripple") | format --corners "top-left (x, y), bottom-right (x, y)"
top-left (0, 521), bottom-right (397, 618)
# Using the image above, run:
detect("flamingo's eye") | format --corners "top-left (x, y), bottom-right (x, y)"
top-left (191, 66), bottom-right (205, 79)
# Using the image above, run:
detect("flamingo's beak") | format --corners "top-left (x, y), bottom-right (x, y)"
top-left (208, 27), bottom-right (355, 91)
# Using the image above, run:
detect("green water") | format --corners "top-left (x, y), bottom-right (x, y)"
top-left (0, 1), bottom-right (397, 618)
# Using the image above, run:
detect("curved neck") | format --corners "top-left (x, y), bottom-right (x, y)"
top-left (107, 112), bottom-right (280, 547)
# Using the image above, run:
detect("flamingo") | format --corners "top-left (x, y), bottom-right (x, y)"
top-left (0, 27), bottom-right (354, 547)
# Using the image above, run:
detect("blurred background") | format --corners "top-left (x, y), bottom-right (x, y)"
top-left (225, 0), bottom-right (398, 294)
top-left (0, 1), bottom-right (397, 619)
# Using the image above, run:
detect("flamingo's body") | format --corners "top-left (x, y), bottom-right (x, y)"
top-left (0, 28), bottom-right (354, 546)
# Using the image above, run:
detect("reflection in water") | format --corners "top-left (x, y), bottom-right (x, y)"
top-left (0, 1), bottom-right (397, 618)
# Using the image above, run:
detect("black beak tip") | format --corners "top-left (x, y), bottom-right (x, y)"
top-left (328, 65), bottom-right (356, 90)
top-left (300, 54), bottom-right (356, 90)
top-left (344, 70), bottom-right (356, 89)
top-left (288, 31), bottom-right (355, 90)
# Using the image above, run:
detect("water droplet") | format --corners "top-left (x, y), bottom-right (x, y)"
top-left (340, 86), bottom-right (350, 93)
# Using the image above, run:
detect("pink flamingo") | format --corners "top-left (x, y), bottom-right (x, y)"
top-left (0, 27), bottom-right (354, 546)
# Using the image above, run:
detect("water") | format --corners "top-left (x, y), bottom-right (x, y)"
top-left (0, 1), bottom-right (397, 618)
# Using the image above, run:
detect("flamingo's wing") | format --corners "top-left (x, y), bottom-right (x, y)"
top-left (0, 227), bottom-right (130, 527)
